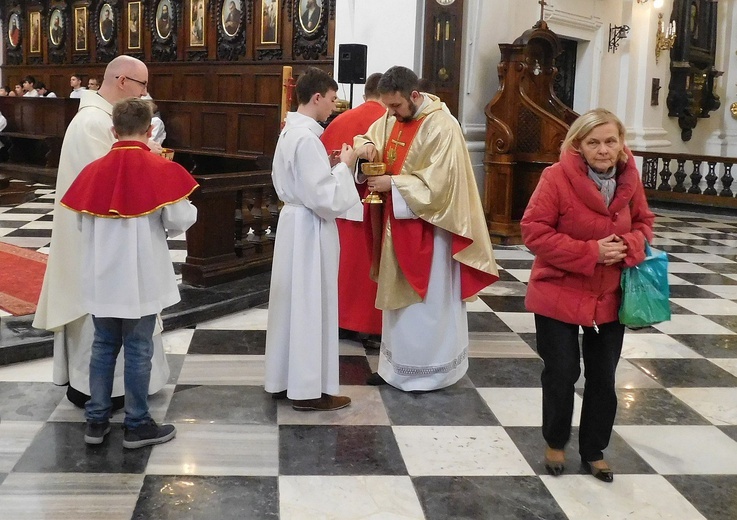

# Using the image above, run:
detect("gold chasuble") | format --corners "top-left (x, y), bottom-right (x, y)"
top-left (355, 94), bottom-right (498, 310)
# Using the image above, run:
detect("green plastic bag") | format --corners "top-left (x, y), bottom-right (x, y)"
top-left (619, 242), bottom-right (671, 328)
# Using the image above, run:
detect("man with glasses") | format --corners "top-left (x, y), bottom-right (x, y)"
top-left (35, 55), bottom-right (169, 415)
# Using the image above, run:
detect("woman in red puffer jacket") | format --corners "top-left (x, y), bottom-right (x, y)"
top-left (521, 108), bottom-right (654, 483)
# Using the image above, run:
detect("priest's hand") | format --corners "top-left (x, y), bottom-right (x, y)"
top-left (356, 143), bottom-right (378, 162)
top-left (339, 143), bottom-right (357, 169)
top-left (367, 175), bottom-right (392, 193)
top-left (147, 139), bottom-right (163, 154)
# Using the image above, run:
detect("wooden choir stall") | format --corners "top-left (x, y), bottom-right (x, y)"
top-left (484, 19), bottom-right (577, 244)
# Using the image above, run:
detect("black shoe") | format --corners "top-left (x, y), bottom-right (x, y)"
top-left (361, 335), bottom-right (382, 350)
top-left (123, 420), bottom-right (176, 449)
top-left (366, 372), bottom-right (388, 386)
top-left (84, 420), bottom-right (111, 445)
top-left (582, 460), bottom-right (614, 483)
top-left (339, 328), bottom-right (361, 341)
top-left (270, 390), bottom-right (288, 400)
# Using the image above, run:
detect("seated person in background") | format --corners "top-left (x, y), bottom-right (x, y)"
top-left (142, 94), bottom-right (166, 145)
top-left (70, 74), bottom-right (87, 98)
top-left (13, 84), bottom-right (23, 96)
top-left (22, 76), bottom-right (39, 97)
top-left (60, 97), bottom-right (198, 449)
top-left (0, 86), bottom-right (10, 96)
top-left (87, 78), bottom-right (100, 91)
top-left (36, 82), bottom-right (57, 98)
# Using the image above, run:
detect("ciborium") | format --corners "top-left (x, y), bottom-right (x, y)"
top-left (160, 148), bottom-right (175, 161)
top-left (360, 162), bottom-right (386, 204)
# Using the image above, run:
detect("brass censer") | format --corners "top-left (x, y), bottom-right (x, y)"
top-left (360, 162), bottom-right (386, 204)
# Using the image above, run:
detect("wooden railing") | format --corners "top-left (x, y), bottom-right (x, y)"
top-left (633, 150), bottom-right (737, 210)
top-left (182, 169), bottom-right (280, 287)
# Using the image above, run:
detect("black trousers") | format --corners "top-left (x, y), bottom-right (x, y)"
top-left (535, 314), bottom-right (624, 462)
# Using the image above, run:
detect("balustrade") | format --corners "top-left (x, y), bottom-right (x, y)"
top-left (633, 151), bottom-right (737, 210)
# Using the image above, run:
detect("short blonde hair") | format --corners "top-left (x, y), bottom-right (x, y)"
top-left (561, 108), bottom-right (628, 163)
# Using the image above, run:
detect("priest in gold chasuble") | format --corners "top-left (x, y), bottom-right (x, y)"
top-left (354, 66), bottom-right (498, 392)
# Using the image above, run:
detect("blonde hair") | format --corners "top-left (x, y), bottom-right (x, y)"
top-left (561, 108), bottom-right (628, 163)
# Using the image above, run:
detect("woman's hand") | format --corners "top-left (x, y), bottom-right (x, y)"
top-left (597, 234), bottom-right (627, 265)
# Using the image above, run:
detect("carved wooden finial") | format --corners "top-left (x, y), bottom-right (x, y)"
top-left (539, 0), bottom-right (547, 21)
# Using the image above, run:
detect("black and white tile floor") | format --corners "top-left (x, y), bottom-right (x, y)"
top-left (0, 187), bottom-right (736, 519)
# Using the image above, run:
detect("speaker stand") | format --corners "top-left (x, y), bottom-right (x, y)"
top-left (349, 83), bottom-right (354, 109)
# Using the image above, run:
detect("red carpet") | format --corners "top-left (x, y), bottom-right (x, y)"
top-left (0, 241), bottom-right (47, 316)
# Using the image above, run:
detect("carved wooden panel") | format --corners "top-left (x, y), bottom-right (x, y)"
top-left (183, 73), bottom-right (207, 98)
top-left (253, 72), bottom-right (280, 104)
top-left (666, 0), bottom-right (721, 141)
top-left (217, 73), bottom-right (242, 101)
top-left (156, 100), bottom-right (280, 158)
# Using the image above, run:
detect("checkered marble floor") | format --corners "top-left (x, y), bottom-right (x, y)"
top-left (1, 189), bottom-right (737, 519)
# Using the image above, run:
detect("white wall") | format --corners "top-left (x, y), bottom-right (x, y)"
top-left (333, 0), bottom-right (737, 189)
top-left (333, 0), bottom-right (421, 106)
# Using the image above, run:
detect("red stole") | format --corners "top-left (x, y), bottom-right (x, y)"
top-left (370, 119), bottom-right (498, 301)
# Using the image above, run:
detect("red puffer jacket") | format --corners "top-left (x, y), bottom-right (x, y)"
top-left (521, 148), bottom-right (655, 328)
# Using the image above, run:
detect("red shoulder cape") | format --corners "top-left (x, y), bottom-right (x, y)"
top-left (61, 141), bottom-right (199, 218)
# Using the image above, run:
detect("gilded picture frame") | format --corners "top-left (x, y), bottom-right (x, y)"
top-left (29, 11), bottom-right (41, 53)
top-left (74, 6), bottom-right (87, 51)
top-left (221, 0), bottom-right (242, 37)
top-left (99, 2), bottom-right (114, 43)
top-left (8, 13), bottom-right (20, 49)
top-left (298, 0), bottom-right (321, 34)
top-left (190, 0), bottom-right (206, 47)
top-left (260, 0), bottom-right (278, 45)
top-left (49, 8), bottom-right (64, 47)
top-left (128, 2), bottom-right (141, 50)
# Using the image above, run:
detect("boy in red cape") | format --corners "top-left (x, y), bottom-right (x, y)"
top-left (61, 97), bottom-right (198, 448)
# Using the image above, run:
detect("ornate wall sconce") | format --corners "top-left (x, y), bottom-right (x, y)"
top-left (655, 13), bottom-right (676, 64)
top-left (608, 24), bottom-right (629, 53)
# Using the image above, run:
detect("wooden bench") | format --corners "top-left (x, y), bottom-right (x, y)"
top-left (0, 97), bottom-right (79, 185)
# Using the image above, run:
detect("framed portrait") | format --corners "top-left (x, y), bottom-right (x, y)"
top-left (29, 11), bottom-right (41, 53)
top-left (190, 0), bottom-right (206, 46)
top-left (298, 0), bottom-right (321, 34)
top-left (74, 7), bottom-right (87, 51)
top-left (221, 0), bottom-right (242, 37)
top-left (99, 2), bottom-right (114, 42)
top-left (260, 0), bottom-right (278, 44)
top-left (128, 2), bottom-right (141, 49)
top-left (8, 13), bottom-right (20, 48)
top-left (156, 0), bottom-right (173, 40)
top-left (49, 8), bottom-right (64, 47)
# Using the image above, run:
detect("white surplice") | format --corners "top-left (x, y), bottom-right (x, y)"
top-left (77, 200), bottom-right (197, 318)
top-left (377, 188), bottom-right (468, 391)
top-left (33, 91), bottom-right (169, 398)
top-left (264, 111), bottom-right (360, 400)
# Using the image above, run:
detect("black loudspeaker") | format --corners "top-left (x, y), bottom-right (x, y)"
top-left (338, 44), bottom-right (367, 84)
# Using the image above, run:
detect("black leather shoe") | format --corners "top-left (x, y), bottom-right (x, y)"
top-left (270, 390), bottom-right (288, 400)
top-left (366, 372), bottom-right (388, 386)
top-left (582, 460), bottom-right (614, 483)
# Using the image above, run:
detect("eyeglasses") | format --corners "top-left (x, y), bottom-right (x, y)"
top-left (115, 75), bottom-right (148, 89)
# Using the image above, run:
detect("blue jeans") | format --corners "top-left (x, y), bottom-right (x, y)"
top-left (85, 315), bottom-right (156, 429)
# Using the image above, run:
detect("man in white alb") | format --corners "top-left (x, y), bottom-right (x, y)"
top-left (70, 74), bottom-right (87, 99)
top-left (34, 56), bottom-right (168, 410)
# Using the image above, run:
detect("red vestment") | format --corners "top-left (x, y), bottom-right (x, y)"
top-left (320, 100), bottom-right (386, 334)
top-left (61, 141), bottom-right (198, 217)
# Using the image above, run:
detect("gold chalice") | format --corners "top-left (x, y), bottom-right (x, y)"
top-left (361, 162), bottom-right (386, 204)
top-left (160, 148), bottom-right (175, 161)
